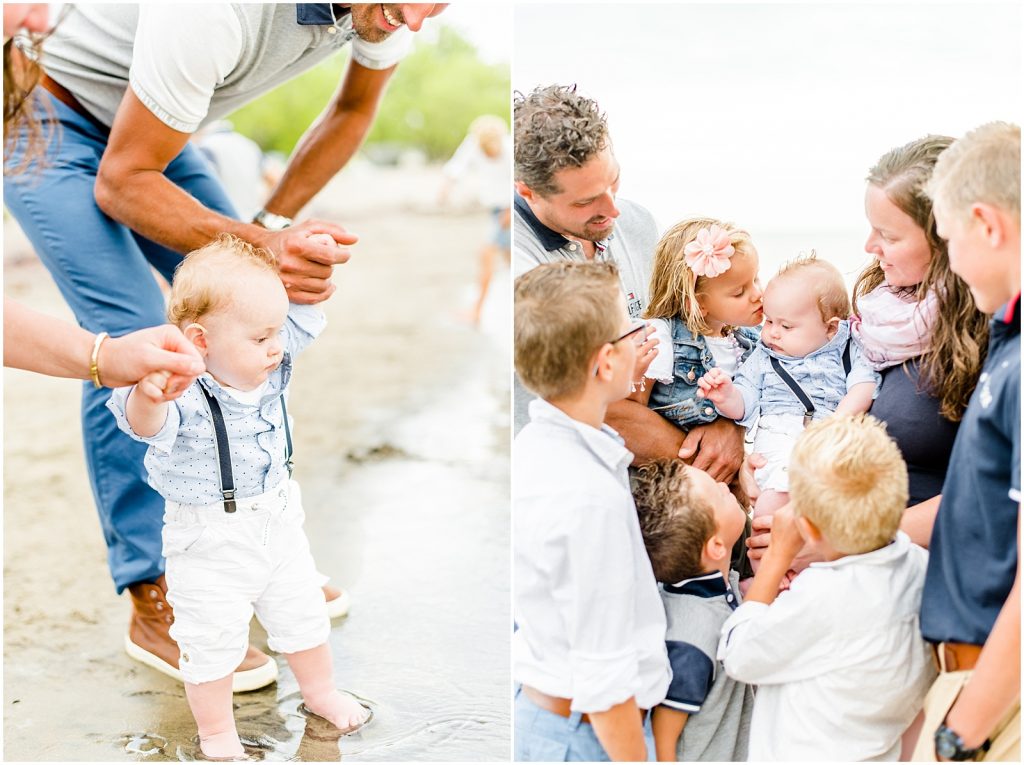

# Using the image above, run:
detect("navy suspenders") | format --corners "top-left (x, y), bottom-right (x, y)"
top-left (199, 385), bottom-right (294, 513)
top-left (767, 338), bottom-right (852, 427)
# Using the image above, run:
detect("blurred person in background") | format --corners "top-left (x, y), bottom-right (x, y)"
top-left (193, 120), bottom-right (286, 222)
top-left (438, 114), bottom-right (511, 326)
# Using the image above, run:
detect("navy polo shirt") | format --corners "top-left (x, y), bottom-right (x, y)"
top-left (920, 294), bottom-right (1021, 645)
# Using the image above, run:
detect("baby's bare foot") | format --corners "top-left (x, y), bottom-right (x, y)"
top-left (304, 691), bottom-right (370, 731)
top-left (199, 730), bottom-right (246, 760)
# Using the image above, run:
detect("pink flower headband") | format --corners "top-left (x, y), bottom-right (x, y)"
top-left (683, 225), bottom-right (735, 278)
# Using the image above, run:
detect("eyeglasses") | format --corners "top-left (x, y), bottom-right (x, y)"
top-left (609, 322), bottom-right (647, 347)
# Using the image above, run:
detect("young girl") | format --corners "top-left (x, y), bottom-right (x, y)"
top-left (636, 218), bottom-right (764, 445)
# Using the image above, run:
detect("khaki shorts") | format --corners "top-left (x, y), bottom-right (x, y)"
top-left (911, 669), bottom-right (1020, 761)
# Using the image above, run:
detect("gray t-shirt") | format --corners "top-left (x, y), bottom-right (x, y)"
top-left (660, 570), bottom-right (754, 762)
top-left (512, 194), bottom-right (659, 433)
top-left (40, 4), bottom-right (410, 131)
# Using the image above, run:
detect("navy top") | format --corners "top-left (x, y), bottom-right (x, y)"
top-left (660, 571), bottom-right (753, 761)
top-left (920, 295), bottom-right (1021, 645)
top-left (869, 358), bottom-right (962, 507)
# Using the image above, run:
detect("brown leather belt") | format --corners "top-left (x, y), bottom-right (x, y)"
top-left (932, 641), bottom-right (983, 673)
top-left (40, 74), bottom-right (94, 122)
top-left (522, 685), bottom-right (648, 725)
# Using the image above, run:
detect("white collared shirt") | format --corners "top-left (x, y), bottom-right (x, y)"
top-left (718, 532), bottom-right (935, 761)
top-left (513, 399), bottom-right (671, 713)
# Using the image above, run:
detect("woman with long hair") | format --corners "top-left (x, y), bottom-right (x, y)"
top-left (857, 134), bottom-right (989, 543)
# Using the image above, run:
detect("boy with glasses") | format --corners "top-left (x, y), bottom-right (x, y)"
top-left (513, 261), bottom-right (667, 761)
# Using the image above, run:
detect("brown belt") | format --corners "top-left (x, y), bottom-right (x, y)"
top-left (932, 642), bottom-right (983, 673)
top-left (40, 74), bottom-right (94, 122)
top-left (521, 685), bottom-right (648, 725)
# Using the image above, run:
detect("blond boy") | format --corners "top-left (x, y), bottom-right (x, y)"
top-left (632, 460), bottom-right (754, 762)
top-left (513, 261), bottom-right (669, 762)
top-left (911, 122), bottom-right (1021, 762)
top-left (718, 415), bottom-right (934, 760)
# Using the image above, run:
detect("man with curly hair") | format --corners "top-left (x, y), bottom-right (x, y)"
top-left (513, 84), bottom-right (748, 489)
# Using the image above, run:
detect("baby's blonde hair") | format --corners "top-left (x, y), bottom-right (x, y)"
top-left (167, 233), bottom-right (278, 327)
top-left (773, 251), bottom-right (851, 322)
top-left (644, 217), bottom-right (755, 335)
top-left (789, 414), bottom-right (908, 555)
top-left (926, 121), bottom-right (1021, 224)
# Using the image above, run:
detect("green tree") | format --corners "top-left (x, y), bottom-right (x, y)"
top-left (228, 26), bottom-right (508, 162)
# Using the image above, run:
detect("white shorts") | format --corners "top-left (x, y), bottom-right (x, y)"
top-left (163, 479), bottom-right (330, 684)
top-left (751, 413), bottom-right (807, 493)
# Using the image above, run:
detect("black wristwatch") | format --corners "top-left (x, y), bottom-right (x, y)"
top-left (934, 723), bottom-right (990, 761)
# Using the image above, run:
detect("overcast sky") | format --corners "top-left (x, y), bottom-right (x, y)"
top-left (513, 2), bottom-right (1022, 277)
top-left (437, 3), bottom-right (513, 65)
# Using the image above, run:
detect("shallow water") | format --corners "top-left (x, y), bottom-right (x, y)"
top-left (109, 332), bottom-right (509, 762)
top-left (3, 199), bottom-right (511, 762)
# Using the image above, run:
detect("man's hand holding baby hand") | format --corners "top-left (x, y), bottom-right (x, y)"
top-left (257, 221), bottom-right (357, 305)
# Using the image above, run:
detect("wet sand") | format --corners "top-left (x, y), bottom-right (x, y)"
top-left (3, 165), bottom-right (511, 761)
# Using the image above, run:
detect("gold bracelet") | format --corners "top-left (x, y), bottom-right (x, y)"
top-left (90, 331), bottom-right (109, 389)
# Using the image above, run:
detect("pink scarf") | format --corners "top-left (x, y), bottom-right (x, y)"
top-left (850, 284), bottom-right (939, 371)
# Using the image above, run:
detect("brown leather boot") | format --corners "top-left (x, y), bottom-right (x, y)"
top-left (125, 575), bottom-right (278, 692)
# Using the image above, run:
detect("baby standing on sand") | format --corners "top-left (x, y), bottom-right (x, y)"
top-left (109, 234), bottom-right (366, 759)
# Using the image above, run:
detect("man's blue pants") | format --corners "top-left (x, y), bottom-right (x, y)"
top-left (4, 91), bottom-right (239, 593)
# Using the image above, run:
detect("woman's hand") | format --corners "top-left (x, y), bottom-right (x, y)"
top-left (100, 325), bottom-right (204, 398)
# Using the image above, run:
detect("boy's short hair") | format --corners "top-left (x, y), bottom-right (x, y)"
top-left (514, 261), bottom-right (622, 400)
top-left (789, 414), bottom-right (908, 555)
top-left (632, 459), bottom-right (716, 584)
top-left (775, 251), bottom-right (851, 322)
top-left (926, 122), bottom-right (1021, 222)
top-left (167, 233), bottom-right (278, 326)
top-left (514, 84), bottom-right (609, 197)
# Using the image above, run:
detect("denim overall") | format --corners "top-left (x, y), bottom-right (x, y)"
top-left (647, 318), bottom-right (760, 429)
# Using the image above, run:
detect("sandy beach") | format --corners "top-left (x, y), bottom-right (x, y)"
top-left (3, 164), bottom-right (511, 761)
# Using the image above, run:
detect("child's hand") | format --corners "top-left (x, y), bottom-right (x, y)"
top-left (696, 367), bottom-right (732, 403)
top-left (766, 505), bottom-right (805, 566)
top-left (135, 370), bottom-right (173, 404)
top-left (308, 233), bottom-right (339, 248)
top-left (632, 323), bottom-right (659, 382)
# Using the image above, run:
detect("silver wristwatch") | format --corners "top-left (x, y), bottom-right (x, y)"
top-left (253, 209), bottom-right (293, 231)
